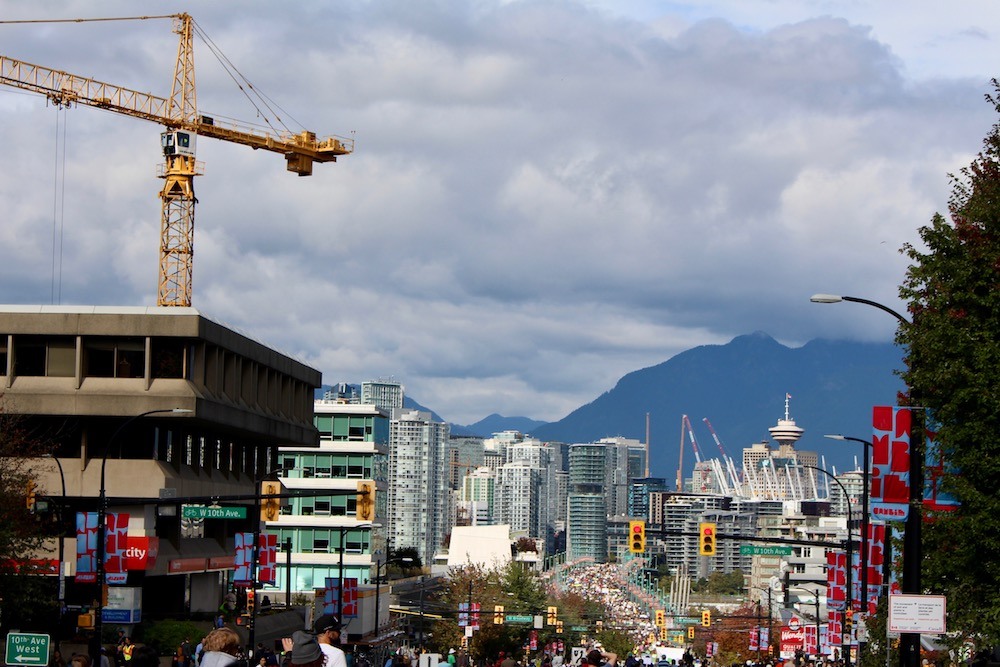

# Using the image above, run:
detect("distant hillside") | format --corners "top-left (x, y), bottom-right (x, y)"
top-left (530, 332), bottom-right (904, 479)
top-left (317, 333), bottom-right (903, 479)
top-left (458, 413), bottom-right (550, 438)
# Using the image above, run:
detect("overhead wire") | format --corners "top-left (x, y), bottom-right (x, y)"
top-left (190, 18), bottom-right (305, 136)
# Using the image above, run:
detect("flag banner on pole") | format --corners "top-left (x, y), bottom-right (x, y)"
top-left (827, 611), bottom-right (842, 646)
top-left (923, 414), bottom-right (960, 512)
top-left (871, 406), bottom-right (911, 521)
top-left (75, 512), bottom-right (99, 583)
top-left (233, 532), bottom-right (254, 586)
top-left (75, 512), bottom-right (130, 584)
top-left (104, 512), bottom-right (130, 584)
top-left (258, 533), bottom-right (278, 585)
top-left (826, 551), bottom-right (846, 610)
top-left (749, 627), bottom-right (759, 652)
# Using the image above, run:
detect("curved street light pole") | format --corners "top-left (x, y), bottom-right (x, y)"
top-left (826, 436), bottom-right (872, 623)
top-left (802, 464), bottom-right (853, 665)
top-left (43, 454), bottom-right (67, 640)
top-left (789, 587), bottom-right (823, 658)
top-left (94, 408), bottom-right (190, 666)
top-left (811, 293), bottom-right (921, 667)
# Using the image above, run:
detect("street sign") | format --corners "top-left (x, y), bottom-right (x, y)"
top-left (888, 594), bottom-right (947, 633)
top-left (505, 614), bottom-right (533, 624)
top-left (676, 617), bottom-right (700, 625)
top-left (570, 626), bottom-right (588, 632)
top-left (181, 505), bottom-right (247, 519)
top-left (739, 545), bottom-right (793, 556)
top-left (6, 632), bottom-right (50, 666)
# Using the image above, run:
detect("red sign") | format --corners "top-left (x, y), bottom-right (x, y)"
top-left (209, 556), bottom-right (236, 570)
top-left (169, 557), bottom-right (208, 573)
top-left (125, 536), bottom-right (160, 570)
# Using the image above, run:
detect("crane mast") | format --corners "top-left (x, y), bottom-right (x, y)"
top-left (0, 13), bottom-right (353, 306)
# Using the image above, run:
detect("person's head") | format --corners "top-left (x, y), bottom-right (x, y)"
top-left (130, 647), bottom-right (159, 667)
top-left (201, 628), bottom-right (241, 656)
top-left (70, 655), bottom-right (90, 667)
top-left (313, 614), bottom-right (341, 644)
top-left (586, 652), bottom-right (605, 667)
top-left (290, 631), bottom-right (324, 667)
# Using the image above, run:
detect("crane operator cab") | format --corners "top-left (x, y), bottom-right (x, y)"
top-left (162, 130), bottom-right (197, 157)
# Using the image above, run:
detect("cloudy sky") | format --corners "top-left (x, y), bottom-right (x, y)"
top-left (0, 1), bottom-right (995, 425)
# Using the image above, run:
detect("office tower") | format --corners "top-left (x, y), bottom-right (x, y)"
top-left (387, 409), bottom-right (450, 564)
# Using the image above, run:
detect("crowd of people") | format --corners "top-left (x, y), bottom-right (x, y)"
top-left (562, 563), bottom-right (659, 647)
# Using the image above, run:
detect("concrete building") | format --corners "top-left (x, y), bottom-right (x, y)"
top-left (0, 305), bottom-right (320, 618)
top-left (361, 380), bottom-right (404, 413)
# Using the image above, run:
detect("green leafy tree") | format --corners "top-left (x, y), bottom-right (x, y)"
top-left (0, 407), bottom-right (56, 634)
top-left (898, 78), bottom-right (1000, 648)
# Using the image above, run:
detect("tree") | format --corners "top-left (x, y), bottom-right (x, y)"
top-left (898, 79), bottom-right (1000, 647)
top-left (0, 406), bottom-right (56, 634)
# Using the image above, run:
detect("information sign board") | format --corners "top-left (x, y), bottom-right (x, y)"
top-left (888, 594), bottom-right (947, 633)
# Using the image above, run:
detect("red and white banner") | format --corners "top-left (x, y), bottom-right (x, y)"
top-left (826, 551), bottom-right (847, 610)
top-left (871, 407), bottom-right (911, 521)
top-left (75, 512), bottom-right (130, 584)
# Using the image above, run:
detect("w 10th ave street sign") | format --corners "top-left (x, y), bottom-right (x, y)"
top-left (6, 633), bottom-right (49, 666)
top-left (740, 545), bottom-right (793, 556)
top-left (181, 505), bottom-right (247, 519)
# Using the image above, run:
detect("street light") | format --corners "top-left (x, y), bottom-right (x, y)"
top-left (42, 454), bottom-right (66, 637)
top-left (748, 585), bottom-right (774, 661)
top-left (337, 522), bottom-right (376, 626)
top-left (811, 293), bottom-right (922, 667)
top-left (249, 463), bottom-right (295, 656)
top-left (373, 556), bottom-right (414, 642)
top-left (825, 435), bottom-right (872, 619)
top-left (789, 587), bottom-right (822, 659)
top-left (802, 464), bottom-right (853, 662)
top-left (94, 408), bottom-right (191, 666)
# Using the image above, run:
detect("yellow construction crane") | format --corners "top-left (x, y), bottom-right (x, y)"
top-left (0, 13), bottom-right (352, 306)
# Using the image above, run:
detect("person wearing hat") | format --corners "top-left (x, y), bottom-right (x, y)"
top-left (314, 615), bottom-right (347, 667)
top-left (447, 650), bottom-right (456, 667)
top-left (287, 631), bottom-right (324, 667)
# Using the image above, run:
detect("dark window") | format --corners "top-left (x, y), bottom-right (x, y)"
top-left (151, 339), bottom-right (186, 378)
top-left (14, 337), bottom-right (47, 376)
top-left (84, 338), bottom-right (145, 378)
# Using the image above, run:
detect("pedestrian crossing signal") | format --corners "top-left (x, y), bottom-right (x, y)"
top-left (629, 520), bottom-right (646, 553)
top-left (698, 522), bottom-right (716, 556)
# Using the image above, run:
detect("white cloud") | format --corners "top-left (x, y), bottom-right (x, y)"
top-left (0, 0), bottom-right (996, 424)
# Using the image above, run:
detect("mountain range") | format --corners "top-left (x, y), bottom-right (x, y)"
top-left (323, 331), bottom-right (905, 480)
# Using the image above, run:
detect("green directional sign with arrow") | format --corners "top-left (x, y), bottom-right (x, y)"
top-left (6, 633), bottom-right (50, 666)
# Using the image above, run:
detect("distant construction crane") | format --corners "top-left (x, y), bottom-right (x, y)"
top-left (0, 13), bottom-right (353, 306)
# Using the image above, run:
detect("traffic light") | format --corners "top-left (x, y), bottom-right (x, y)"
top-left (25, 479), bottom-right (37, 512)
top-left (687, 626), bottom-right (695, 640)
top-left (845, 608), bottom-right (854, 635)
top-left (260, 481), bottom-right (281, 521)
top-left (356, 481), bottom-right (376, 521)
top-left (655, 609), bottom-right (665, 627)
top-left (701, 610), bottom-right (711, 627)
top-left (246, 590), bottom-right (255, 615)
top-left (547, 606), bottom-right (558, 625)
top-left (698, 522), bottom-right (717, 556)
top-left (629, 520), bottom-right (646, 553)
top-left (659, 627), bottom-right (667, 641)
top-left (493, 605), bottom-right (504, 624)
top-left (556, 620), bottom-right (563, 634)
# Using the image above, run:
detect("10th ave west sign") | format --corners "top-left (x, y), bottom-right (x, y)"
top-left (5, 633), bottom-right (49, 666)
